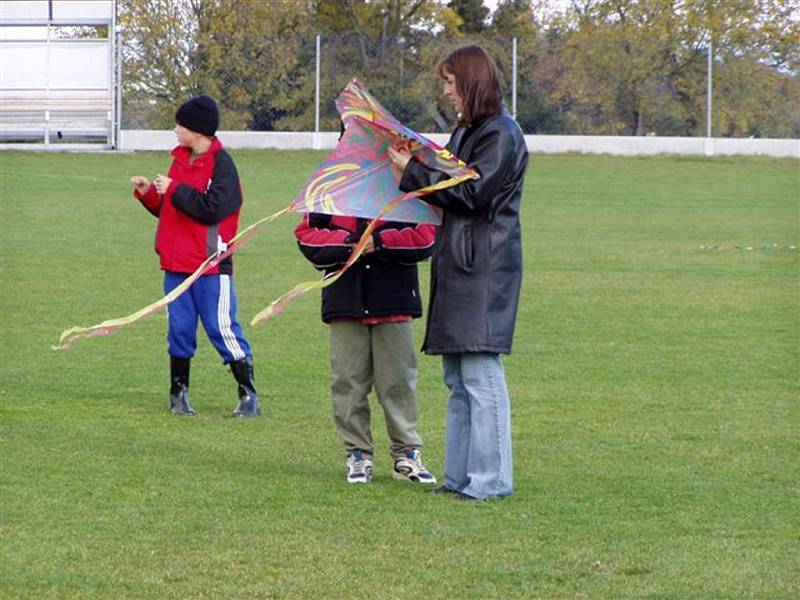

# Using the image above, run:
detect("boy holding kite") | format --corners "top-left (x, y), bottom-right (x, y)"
top-left (130, 95), bottom-right (260, 418)
top-left (295, 187), bottom-right (437, 483)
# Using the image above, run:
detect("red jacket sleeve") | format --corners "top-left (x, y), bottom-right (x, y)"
top-left (374, 222), bottom-right (436, 264)
top-left (295, 213), bottom-right (353, 270)
top-left (134, 184), bottom-right (163, 217)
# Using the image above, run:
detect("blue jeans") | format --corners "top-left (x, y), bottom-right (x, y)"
top-left (442, 353), bottom-right (513, 499)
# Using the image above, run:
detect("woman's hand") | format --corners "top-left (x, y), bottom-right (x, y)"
top-left (387, 146), bottom-right (412, 179)
top-left (153, 174), bottom-right (172, 195)
top-left (130, 175), bottom-right (150, 194)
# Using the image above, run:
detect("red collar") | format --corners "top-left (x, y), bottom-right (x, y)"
top-left (171, 137), bottom-right (223, 166)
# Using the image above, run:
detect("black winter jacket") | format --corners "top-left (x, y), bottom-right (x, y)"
top-left (399, 109), bottom-right (529, 354)
top-left (295, 214), bottom-right (436, 323)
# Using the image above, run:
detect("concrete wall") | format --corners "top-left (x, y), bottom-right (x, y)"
top-left (120, 130), bottom-right (341, 151)
top-left (528, 135), bottom-right (800, 158)
top-left (120, 129), bottom-right (800, 158)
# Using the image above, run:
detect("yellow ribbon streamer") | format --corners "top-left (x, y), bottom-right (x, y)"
top-left (250, 172), bottom-right (477, 325)
top-left (53, 207), bottom-right (291, 350)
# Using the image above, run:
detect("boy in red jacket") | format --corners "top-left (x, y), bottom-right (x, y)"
top-left (130, 95), bottom-right (260, 418)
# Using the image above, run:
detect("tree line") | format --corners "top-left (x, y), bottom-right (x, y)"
top-left (119, 0), bottom-right (800, 138)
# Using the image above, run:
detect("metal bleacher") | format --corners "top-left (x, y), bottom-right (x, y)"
top-left (0, 92), bottom-right (112, 144)
top-left (0, 0), bottom-right (119, 149)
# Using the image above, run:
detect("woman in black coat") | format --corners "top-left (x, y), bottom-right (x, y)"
top-left (388, 45), bottom-right (529, 501)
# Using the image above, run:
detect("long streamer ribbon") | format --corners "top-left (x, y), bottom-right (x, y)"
top-left (250, 173), bottom-right (476, 325)
top-left (53, 167), bottom-right (474, 350)
top-left (53, 206), bottom-right (291, 350)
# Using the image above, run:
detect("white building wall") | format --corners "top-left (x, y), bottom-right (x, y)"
top-left (119, 130), bottom-right (800, 159)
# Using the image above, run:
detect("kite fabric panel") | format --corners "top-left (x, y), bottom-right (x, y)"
top-left (293, 116), bottom-right (441, 224)
top-left (335, 79), bottom-right (476, 207)
top-left (54, 79), bottom-right (478, 350)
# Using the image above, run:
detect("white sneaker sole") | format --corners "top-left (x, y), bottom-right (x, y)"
top-left (392, 470), bottom-right (437, 484)
top-left (347, 477), bottom-right (372, 484)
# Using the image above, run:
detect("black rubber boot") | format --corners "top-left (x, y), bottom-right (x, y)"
top-left (169, 356), bottom-right (196, 416)
top-left (230, 356), bottom-right (260, 418)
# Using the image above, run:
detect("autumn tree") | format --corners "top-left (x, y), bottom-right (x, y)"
top-left (118, 0), bottom-right (798, 136)
top-left (700, 0), bottom-right (800, 136)
top-left (485, 0), bottom-right (567, 132)
top-left (119, 0), bottom-right (312, 130)
top-left (449, 0), bottom-right (490, 33)
top-left (549, 0), bottom-right (800, 136)
top-left (491, 0), bottom-right (535, 35)
top-left (282, 0), bottom-right (462, 132)
top-left (119, 0), bottom-right (197, 127)
top-left (551, 0), bottom-right (704, 135)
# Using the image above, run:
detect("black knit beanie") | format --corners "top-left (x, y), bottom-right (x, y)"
top-left (175, 95), bottom-right (219, 136)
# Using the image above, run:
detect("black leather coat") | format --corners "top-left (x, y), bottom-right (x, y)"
top-left (399, 109), bottom-right (528, 354)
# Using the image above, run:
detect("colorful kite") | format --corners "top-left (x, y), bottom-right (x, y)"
top-left (54, 79), bottom-right (478, 350)
top-left (250, 79), bottom-right (478, 323)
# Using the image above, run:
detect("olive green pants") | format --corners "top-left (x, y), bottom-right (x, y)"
top-left (330, 320), bottom-right (423, 456)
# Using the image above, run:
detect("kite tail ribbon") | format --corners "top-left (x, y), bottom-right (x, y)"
top-left (53, 206), bottom-right (291, 350)
top-left (249, 173), bottom-right (476, 325)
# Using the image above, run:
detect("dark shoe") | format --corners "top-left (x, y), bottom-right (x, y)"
top-left (229, 356), bottom-right (260, 418)
top-left (169, 356), bottom-right (196, 416)
top-left (170, 383), bottom-right (196, 416)
top-left (456, 492), bottom-right (484, 502)
top-left (429, 485), bottom-right (458, 495)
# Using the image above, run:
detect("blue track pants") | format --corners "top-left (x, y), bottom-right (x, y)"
top-left (164, 271), bottom-right (251, 364)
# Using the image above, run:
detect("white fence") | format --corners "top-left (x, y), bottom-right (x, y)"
top-left (119, 129), bottom-right (800, 159)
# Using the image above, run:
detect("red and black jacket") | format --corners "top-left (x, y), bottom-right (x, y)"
top-left (295, 214), bottom-right (436, 323)
top-left (134, 138), bottom-right (242, 275)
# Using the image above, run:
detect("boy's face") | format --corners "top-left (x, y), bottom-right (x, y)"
top-left (174, 123), bottom-right (202, 147)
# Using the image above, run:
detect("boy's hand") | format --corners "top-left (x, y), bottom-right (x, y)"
top-left (361, 236), bottom-right (375, 254)
top-left (153, 174), bottom-right (172, 195)
top-left (130, 175), bottom-right (150, 194)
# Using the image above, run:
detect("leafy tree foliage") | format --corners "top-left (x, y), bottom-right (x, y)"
top-left (449, 0), bottom-right (490, 33)
top-left (544, 0), bottom-right (800, 136)
top-left (119, 0), bottom-right (313, 130)
top-left (119, 0), bottom-right (799, 137)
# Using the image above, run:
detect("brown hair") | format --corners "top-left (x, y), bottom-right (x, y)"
top-left (437, 45), bottom-right (503, 125)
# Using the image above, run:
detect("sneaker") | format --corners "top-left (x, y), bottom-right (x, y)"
top-left (392, 448), bottom-right (437, 484)
top-left (346, 450), bottom-right (373, 484)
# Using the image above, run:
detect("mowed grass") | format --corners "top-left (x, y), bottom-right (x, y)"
top-left (1, 148), bottom-right (798, 599)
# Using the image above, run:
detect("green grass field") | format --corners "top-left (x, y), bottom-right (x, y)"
top-left (1, 149), bottom-right (798, 599)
